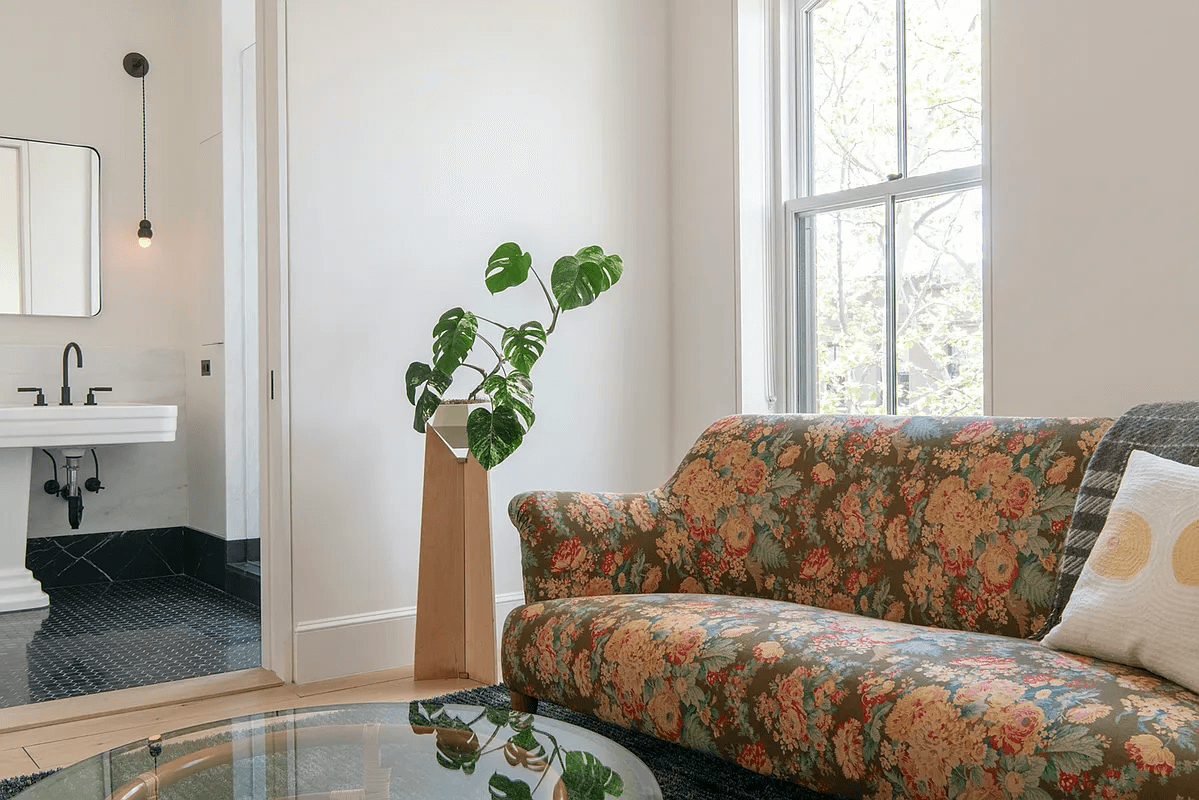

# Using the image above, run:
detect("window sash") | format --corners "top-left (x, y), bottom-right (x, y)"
top-left (785, 165), bottom-right (981, 217)
top-left (790, 0), bottom-right (983, 414)
top-left (798, 0), bottom-right (915, 198)
top-left (787, 165), bottom-right (982, 413)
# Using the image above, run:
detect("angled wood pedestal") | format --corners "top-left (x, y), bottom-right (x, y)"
top-left (413, 423), bottom-right (497, 683)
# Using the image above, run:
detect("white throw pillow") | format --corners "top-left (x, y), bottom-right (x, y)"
top-left (1043, 449), bottom-right (1199, 693)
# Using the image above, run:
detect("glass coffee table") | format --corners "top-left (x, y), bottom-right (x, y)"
top-left (17, 702), bottom-right (662, 799)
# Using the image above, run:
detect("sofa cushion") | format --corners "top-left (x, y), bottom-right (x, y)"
top-left (1044, 450), bottom-right (1199, 694)
top-left (511, 415), bottom-right (1112, 639)
top-left (1042, 401), bottom-right (1199, 638)
top-left (502, 593), bottom-right (1199, 800)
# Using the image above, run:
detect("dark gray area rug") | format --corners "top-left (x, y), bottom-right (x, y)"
top-left (0, 684), bottom-right (847, 799)
top-left (426, 683), bottom-right (847, 800)
top-left (0, 771), bottom-right (58, 800)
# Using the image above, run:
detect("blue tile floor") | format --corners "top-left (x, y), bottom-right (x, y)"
top-left (0, 575), bottom-right (260, 708)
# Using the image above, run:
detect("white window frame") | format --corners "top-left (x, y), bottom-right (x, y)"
top-left (767, 0), bottom-right (990, 415)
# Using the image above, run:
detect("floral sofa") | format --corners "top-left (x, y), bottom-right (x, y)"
top-left (501, 414), bottom-right (1199, 799)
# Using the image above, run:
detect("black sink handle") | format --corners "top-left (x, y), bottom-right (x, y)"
top-left (85, 387), bottom-right (113, 406)
top-left (18, 387), bottom-right (47, 407)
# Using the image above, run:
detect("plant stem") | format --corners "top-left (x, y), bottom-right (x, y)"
top-left (476, 334), bottom-right (505, 366)
top-left (531, 729), bottom-right (563, 794)
top-left (462, 363), bottom-right (489, 378)
top-left (467, 335), bottom-right (507, 399)
top-left (474, 333), bottom-right (503, 362)
top-left (475, 314), bottom-right (509, 332)
top-left (530, 267), bottom-right (561, 334)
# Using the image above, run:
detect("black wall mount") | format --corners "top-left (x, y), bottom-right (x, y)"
top-left (123, 52), bottom-right (149, 78)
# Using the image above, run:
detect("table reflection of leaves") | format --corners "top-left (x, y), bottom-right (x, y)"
top-left (504, 728), bottom-right (548, 770)
top-left (408, 703), bottom-right (626, 799)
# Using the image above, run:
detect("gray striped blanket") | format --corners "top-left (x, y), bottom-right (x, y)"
top-left (1036, 401), bottom-right (1199, 639)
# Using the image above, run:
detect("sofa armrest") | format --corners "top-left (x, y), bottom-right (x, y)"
top-left (508, 489), bottom-right (675, 602)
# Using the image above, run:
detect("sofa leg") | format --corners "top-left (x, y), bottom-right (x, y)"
top-left (510, 690), bottom-right (539, 714)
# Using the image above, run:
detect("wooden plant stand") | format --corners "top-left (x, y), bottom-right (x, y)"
top-left (413, 423), bottom-right (497, 683)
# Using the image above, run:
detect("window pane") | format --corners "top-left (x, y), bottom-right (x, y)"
top-left (905, 0), bottom-right (982, 175)
top-left (805, 203), bottom-right (888, 413)
top-left (809, 0), bottom-right (898, 195)
top-left (895, 186), bottom-right (983, 415)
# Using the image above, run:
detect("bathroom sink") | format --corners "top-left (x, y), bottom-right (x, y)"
top-left (0, 403), bottom-right (177, 612)
top-left (0, 403), bottom-right (177, 449)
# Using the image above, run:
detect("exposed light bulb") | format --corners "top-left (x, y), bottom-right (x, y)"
top-left (138, 219), bottom-right (153, 248)
top-left (138, 236), bottom-right (152, 248)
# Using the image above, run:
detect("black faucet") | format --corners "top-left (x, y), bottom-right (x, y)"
top-left (61, 342), bottom-right (83, 406)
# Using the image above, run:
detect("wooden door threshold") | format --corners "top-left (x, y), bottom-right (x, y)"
top-left (0, 668), bottom-right (283, 734)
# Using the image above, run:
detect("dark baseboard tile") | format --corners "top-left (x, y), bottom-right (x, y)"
top-left (26, 528), bottom-right (262, 593)
top-left (26, 527), bottom-right (187, 589)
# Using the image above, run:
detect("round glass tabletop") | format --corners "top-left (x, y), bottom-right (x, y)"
top-left (17, 702), bottom-right (662, 800)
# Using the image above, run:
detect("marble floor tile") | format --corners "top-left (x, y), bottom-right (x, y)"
top-left (0, 576), bottom-right (260, 708)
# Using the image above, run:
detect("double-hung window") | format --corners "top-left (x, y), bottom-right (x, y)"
top-left (788, 0), bottom-right (983, 415)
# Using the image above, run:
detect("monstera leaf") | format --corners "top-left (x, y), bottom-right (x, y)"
top-left (432, 308), bottom-right (478, 373)
top-left (405, 362), bottom-right (430, 405)
top-left (406, 243), bottom-right (626, 471)
top-left (467, 405), bottom-right (524, 469)
top-left (435, 726), bottom-right (482, 774)
top-left (550, 247), bottom-right (623, 310)
top-left (488, 774), bottom-right (534, 800)
top-left (501, 322), bottom-right (547, 375)
top-left (405, 362), bottom-right (453, 432)
top-left (485, 243), bottom-right (532, 294)
top-left (484, 707), bottom-right (512, 727)
top-left (503, 727), bottom-right (547, 771)
top-left (482, 372), bottom-right (535, 430)
top-left (557, 751), bottom-right (625, 800)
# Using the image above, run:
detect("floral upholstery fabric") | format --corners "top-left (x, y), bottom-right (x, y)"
top-left (502, 593), bottom-right (1199, 800)
top-left (510, 415), bottom-right (1112, 639)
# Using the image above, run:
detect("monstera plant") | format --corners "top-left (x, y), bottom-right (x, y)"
top-left (405, 242), bottom-right (623, 470)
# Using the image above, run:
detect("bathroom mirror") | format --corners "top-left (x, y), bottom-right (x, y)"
top-left (0, 136), bottom-right (100, 317)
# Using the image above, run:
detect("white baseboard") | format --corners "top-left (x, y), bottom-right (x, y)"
top-left (294, 592), bottom-right (527, 684)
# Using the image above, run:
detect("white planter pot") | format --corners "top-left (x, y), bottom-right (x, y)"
top-left (431, 399), bottom-right (486, 452)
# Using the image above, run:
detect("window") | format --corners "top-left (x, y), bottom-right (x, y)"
top-left (788, 0), bottom-right (983, 416)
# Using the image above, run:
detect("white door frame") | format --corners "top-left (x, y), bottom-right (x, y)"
top-left (255, 0), bottom-right (294, 683)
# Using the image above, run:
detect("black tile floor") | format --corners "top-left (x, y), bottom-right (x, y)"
top-left (0, 575), bottom-right (260, 708)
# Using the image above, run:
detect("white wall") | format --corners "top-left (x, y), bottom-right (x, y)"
top-left (180, 0), bottom-right (257, 541)
top-left (675, 1), bottom-right (1199, 432)
top-left (0, 1), bottom-right (192, 350)
top-left (284, 0), bottom-right (674, 682)
top-left (180, 0), bottom-right (231, 538)
top-left (221, 0), bottom-right (259, 544)
top-left (0, 0), bottom-right (239, 539)
top-left (0, 1), bottom-right (196, 536)
top-left (669, 0), bottom-right (739, 462)
top-left (987, 0), bottom-right (1199, 417)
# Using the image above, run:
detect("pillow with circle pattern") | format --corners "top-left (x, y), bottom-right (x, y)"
top-left (1042, 449), bottom-right (1199, 692)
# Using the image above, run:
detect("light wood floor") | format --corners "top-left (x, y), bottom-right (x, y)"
top-left (0, 669), bottom-right (482, 777)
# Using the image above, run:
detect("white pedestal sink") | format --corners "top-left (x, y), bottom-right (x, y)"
top-left (0, 403), bottom-right (177, 613)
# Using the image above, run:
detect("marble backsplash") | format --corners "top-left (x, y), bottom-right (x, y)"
top-left (0, 344), bottom-right (189, 538)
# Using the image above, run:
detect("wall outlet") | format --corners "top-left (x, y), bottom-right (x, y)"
top-left (200, 359), bottom-right (211, 377)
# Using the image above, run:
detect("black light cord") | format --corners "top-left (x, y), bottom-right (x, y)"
top-left (141, 76), bottom-right (147, 221)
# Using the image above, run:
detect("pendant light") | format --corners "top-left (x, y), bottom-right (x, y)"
top-left (124, 53), bottom-right (153, 248)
